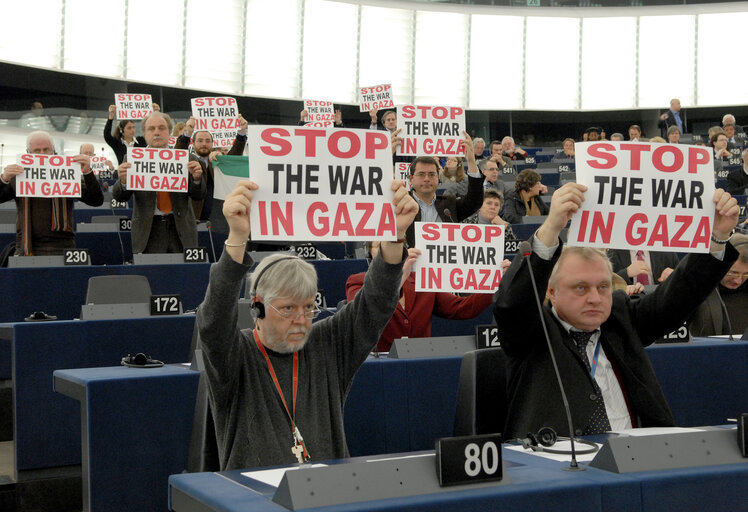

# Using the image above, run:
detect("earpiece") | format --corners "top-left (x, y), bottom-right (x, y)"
top-left (515, 426), bottom-right (598, 455)
top-left (249, 256), bottom-right (298, 319)
top-left (121, 353), bottom-right (164, 368)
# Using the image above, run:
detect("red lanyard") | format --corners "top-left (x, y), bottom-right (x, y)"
top-left (253, 329), bottom-right (310, 460)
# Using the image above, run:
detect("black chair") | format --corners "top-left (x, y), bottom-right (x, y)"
top-left (84, 275), bottom-right (151, 304)
top-left (453, 348), bottom-right (508, 437)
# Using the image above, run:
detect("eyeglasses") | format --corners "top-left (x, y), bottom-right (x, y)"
top-left (413, 172), bottom-right (438, 179)
top-left (268, 302), bottom-right (321, 320)
top-left (725, 271), bottom-right (748, 280)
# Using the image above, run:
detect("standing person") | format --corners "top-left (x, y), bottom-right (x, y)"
top-left (494, 182), bottom-right (739, 439)
top-left (104, 104), bottom-right (147, 164)
top-left (197, 179), bottom-right (417, 470)
top-left (0, 131), bottom-right (103, 255)
top-left (658, 98), bottom-right (685, 138)
top-left (112, 112), bottom-right (205, 254)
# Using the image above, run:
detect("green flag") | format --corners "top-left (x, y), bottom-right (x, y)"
top-left (213, 155), bottom-right (249, 200)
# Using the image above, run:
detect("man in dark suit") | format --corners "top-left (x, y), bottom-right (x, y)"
top-left (404, 133), bottom-right (484, 247)
top-left (113, 112), bottom-right (206, 254)
top-left (175, 114), bottom-right (248, 234)
top-left (658, 98), bottom-right (686, 138)
top-left (494, 182), bottom-right (739, 439)
top-left (607, 248), bottom-right (680, 286)
top-left (726, 149), bottom-right (748, 195)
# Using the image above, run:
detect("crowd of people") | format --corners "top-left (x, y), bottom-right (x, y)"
top-left (1, 97), bottom-right (746, 473)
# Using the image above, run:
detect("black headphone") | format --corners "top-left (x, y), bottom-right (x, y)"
top-left (121, 353), bottom-right (164, 368)
top-left (249, 256), bottom-right (299, 319)
top-left (516, 427), bottom-right (599, 455)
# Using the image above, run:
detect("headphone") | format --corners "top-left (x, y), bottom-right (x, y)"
top-left (249, 256), bottom-right (299, 319)
top-left (121, 353), bottom-right (164, 368)
top-left (515, 427), bottom-right (599, 455)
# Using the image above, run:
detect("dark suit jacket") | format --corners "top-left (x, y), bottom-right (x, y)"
top-left (658, 110), bottom-right (686, 138)
top-left (174, 133), bottom-right (247, 232)
top-left (405, 173), bottom-right (484, 247)
top-left (607, 249), bottom-right (680, 285)
top-left (502, 189), bottom-right (549, 225)
top-left (494, 241), bottom-right (737, 439)
top-left (726, 167), bottom-right (748, 195)
top-left (111, 154), bottom-right (206, 253)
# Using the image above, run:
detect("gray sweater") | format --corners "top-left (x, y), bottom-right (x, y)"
top-left (197, 250), bottom-right (403, 470)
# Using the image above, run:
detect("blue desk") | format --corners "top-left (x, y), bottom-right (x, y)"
top-left (0, 258), bottom-right (367, 323)
top-left (12, 316), bottom-right (195, 474)
top-left (55, 365), bottom-right (199, 512)
top-left (167, 446), bottom-right (748, 512)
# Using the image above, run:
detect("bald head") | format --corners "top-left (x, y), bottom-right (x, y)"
top-left (79, 143), bottom-right (95, 156)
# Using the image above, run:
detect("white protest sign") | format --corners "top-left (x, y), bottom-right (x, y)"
top-left (413, 222), bottom-right (505, 294)
top-left (396, 105), bottom-right (466, 157)
top-left (115, 93), bottom-right (153, 120)
top-left (89, 156), bottom-right (109, 176)
top-left (247, 126), bottom-right (395, 241)
top-left (359, 84), bottom-right (394, 112)
top-left (191, 97), bottom-right (240, 148)
top-left (395, 162), bottom-right (411, 191)
top-left (15, 154), bottom-right (82, 198)
top-left (126, 147), bottom-right (189, 193)
top-left (304, 100), bottom-right (335, 127)
top-left (568, 141), bottom-right (716, 253)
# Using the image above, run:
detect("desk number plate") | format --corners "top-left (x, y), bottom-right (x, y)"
top-left (150, 294), bottom-right (181, 316)
top-left (184, 247), bottom-right (208, 263)
top-left (63, 249), bottom-right (90, 265)
top-left (475, 325), bottom-right (500, 349)
top-left (436, 433), bottom-right (503, 486)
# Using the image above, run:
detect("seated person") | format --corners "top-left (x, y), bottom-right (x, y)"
top-left (667, 126), bottom-right (681, 144)
top-left (629, 125), bottom-right (642, 141)
top-left (462, 189), bottom-right (512, 232)
top-left (494, 183), bottom-right (739, 438)
top-left (471, 137), bottom-right (489, 161)
top-left (112, 112), bottom-right (206, 254)
top-left (478, 158), bottom-right (508, 197)
top-left (501, 136), bottom-right (528, 161)
top-left (502, 169), bottom-right (549, 224)
top-left (197, 179), bottom-right (417, 470)
top-left (346, 243), bottom-right (505, 352)
top-left (726, 149), bottom-right (748, 195)
top-left (609, 133), bottom-right (624, 141)
top-left (552, 138), bottom-right (575, 161)
top-left (712, 132), bottom-right (731, 161)
top-left (689, 233), bottom-right (748, 336)
top-left (607, 248), bottom-right (679, 286)
top-left (0, 131), bottom-right (104, 255)
top-left (441, 156), bottom-right (469, 197)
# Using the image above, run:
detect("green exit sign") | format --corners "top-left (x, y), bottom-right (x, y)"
top-left (527, 0), bottom-right (540, 5)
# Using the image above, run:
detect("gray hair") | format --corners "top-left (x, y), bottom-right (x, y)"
top-left (722, 114), bottom-right (736, 126)
top-left (667, 125), bottom-right (681, 136)
top-left (610, 133), bottom-right (624, 141)
top-left (248, 253), bottom-right (318, 304)
top-left (501, 136), bottom-right (515, 145)
top-left (478, 158), bottom-right (498, 172)
top-left (473, 137), bottom-right (486, 146)
top-left (141, 111), bottom-right (173, 133)
top-left (26, 130), bottom-right (54, 151)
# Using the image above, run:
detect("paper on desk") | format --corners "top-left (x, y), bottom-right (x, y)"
top-left (242, 464), bottom-right (327, 488)
top-left (505, 440), bottom-right (601, 463)
top-left (610, 427), bottom-right (706, 436)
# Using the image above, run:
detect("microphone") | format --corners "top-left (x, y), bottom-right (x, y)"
top-left (443, 208), bottom-right (454, 222)
top-left (205, 220), bottom-right (216, 262)
top-left (518, 240), bottom-right (585, 471)
top-left (715, 289), bottom-right (734, 341)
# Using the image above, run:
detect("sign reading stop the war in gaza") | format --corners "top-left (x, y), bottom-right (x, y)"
top-left (115, 93), bottom-right (153, 120)
top-left (303, 100), bottom-right (335, 127)
top-left (191, 96), bottom-right (241, 148)
top-left (413, 222), bottom-right (505, 294)
top-left (568, 141), bottom-right (716, 253)
top-left (15, 154), bottom-right (82, 198)
top-left (396, 105), bottom-right (466, 157)
top-left (126, 147), bottom-right (189, 193)
top-left (395, 161), bottom-right (411, 191)
top-left (358, 84), bottom-right (394, 112)
top-left (247, 126), bottom-right (396, 241)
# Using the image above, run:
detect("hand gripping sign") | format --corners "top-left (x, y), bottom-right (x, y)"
top-left (247, 126), bottom-right (396, 241)
top-left (568, 141), bottom-right (716, 253)
top-left (413, 222), bottom-right (505, 294)
top-left (15, 154), bottom-right (82, 198)
top-left (126, 147), bottom-right (189, 193)
top-left (115, 93), bottom-right (153, 120)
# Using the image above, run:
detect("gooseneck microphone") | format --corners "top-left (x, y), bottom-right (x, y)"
top-left (443, 208), bottom-right (454, 222)
top-left (518, 240), bottom-right (585, 471)
top-left (715, 289), bottom-right (734, 341)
